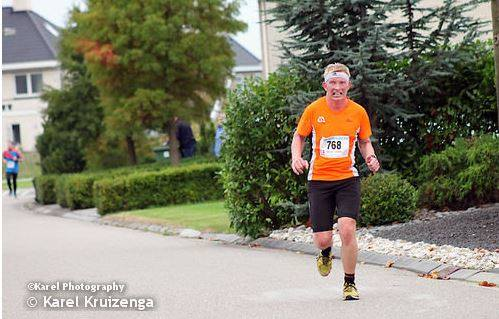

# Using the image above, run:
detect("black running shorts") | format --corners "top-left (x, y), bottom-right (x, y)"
top-left (307, 177), bottom-right (361, 233)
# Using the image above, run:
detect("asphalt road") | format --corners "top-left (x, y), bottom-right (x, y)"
top-left (3, 191), bottom-right (498, 319)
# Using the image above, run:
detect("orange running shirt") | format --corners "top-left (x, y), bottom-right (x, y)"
top-left (296, 96), bottom-right (372, 181)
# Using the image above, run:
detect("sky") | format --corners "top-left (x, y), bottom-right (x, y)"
top-left (2, 0), bottom-right (262, 59)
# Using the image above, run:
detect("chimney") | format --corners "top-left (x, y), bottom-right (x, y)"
top-left (12, 0), bottom-right (32, 12)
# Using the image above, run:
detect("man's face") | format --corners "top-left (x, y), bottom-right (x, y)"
top-left (322, 74), bottom-right (351, 100)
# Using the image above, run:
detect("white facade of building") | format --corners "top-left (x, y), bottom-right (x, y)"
top-left (2, 62), bottom-right (62, 151)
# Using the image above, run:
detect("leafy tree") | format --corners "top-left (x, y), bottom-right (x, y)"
top-left (69, 0), bottom-right (246, 165)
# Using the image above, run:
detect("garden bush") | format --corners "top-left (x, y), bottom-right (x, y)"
top-left (35, 156), bottom-right (216, 209)
top-left (222, 71), bottom-right (312, 238)
top-left (54, 174), bottom-right (70, 208)
top-left (33, 175), bottom-right (58, 204)
top-left (93, 163), bottom-right (223, 215)
top-left (360, 173), bottom-right (417, 226)
top-left (417, 134), bottom-right (499, 209)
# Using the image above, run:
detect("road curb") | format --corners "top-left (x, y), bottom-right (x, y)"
top-left (27, 201), bottom-right (498, 288)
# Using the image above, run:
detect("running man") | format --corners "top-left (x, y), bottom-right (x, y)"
top-left (291, 63), bottom-right (380, 300)
top-left (3, 141), bottom-right (24, 197)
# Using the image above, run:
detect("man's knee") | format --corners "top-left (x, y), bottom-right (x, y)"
top-left (338, 217), bottom-right (356, 245)
top-left (313, 231), bottom-right (332, 249)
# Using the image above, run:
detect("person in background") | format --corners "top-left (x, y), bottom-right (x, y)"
top-left (213, 113), bottom-right (225, 158)
top-left (175, 117), bottom-right (197, 158)
top-left (3, 141), bottom-right (24, 198)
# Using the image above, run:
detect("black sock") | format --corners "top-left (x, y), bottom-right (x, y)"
top-left (344, 273), bottom-right (355, 284)
top-left (321, 246), bottom-right (331, 257)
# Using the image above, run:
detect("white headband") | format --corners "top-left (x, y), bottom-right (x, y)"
top-left (324, 71), bottom-right (350, 82)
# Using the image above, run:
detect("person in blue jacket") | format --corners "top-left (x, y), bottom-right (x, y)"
top-left (3, 141), bottom-right (23, 197)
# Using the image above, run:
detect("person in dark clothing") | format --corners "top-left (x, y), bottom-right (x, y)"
top-left (175, 117), bottom-right (197, 158)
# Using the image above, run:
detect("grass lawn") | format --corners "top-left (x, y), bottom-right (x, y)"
top-left (106, 200), bottom-right (233, 233)
top-left (2, 179), bottom-right (33, 190)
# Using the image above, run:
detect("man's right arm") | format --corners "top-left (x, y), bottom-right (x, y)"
top-left (291, 131), bottom-right (309, 175)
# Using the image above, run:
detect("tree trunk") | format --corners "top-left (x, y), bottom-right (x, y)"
top-left (492, 0), bottom-right (499, 126)
top-left (125, 135), bottom-right (137, 165)
top-left (168, 119), bottom-right (181, 166)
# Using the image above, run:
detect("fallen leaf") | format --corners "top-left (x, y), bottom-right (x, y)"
top-left (418, 271), bottom-right (439, 279)
top-left (478, 281), bottom-right (496, 287)
top-left (385, 260), bottom-right (394, 268)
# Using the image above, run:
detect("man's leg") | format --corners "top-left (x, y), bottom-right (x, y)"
top-left (308, 181), bottom-right (335, 276)
top-left (338, 217), bottom-right (358, 274)
top-left (6, 173), bottom-right (13, 194)
top-left (335, 177), bottom-right (361, 300)
top-left (313, 230), bottom-right (333, 250)
top-left (12, 173), bottom-right (17, 196)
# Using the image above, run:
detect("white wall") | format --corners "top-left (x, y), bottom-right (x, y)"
top-left (2, 66), bottom-right (62, 151)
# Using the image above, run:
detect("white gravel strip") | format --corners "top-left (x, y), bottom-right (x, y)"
top-left (269, 225), bottom-right (499, 271)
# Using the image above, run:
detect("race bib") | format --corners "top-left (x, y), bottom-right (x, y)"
top-left (6, 161), bottom-right (15, 169)
top-left (320, 136), bottom-right (349, 158)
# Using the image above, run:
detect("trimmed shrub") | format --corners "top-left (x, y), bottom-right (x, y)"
top-left (417, 134), bottom-right (499, 209)
top-left (94, 163), bottom-right (223, 215)
top-left (55, 175), bottom-right (70, 208)
top-left (222, 71), bottom-right (313, 238)
top-left (42, 158), bottom-right (215, 210)
top-left (65, 174), bottom-right (100, 210)
top-left (33, 175), bottom-right (58, 204)
top-left (360, 173), bottom-right (417, 226)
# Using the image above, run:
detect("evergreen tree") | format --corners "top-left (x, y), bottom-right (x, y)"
top-left (267, 0), bottom-right (491, 172)
top-left (267, 0), bottom-right (413, 167)
top-left (36, 20), bottom-right (103, 174)
top-left (380, 0), bottom-right (492, 170)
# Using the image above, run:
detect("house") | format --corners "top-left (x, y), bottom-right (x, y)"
top-left (258, 0), bottom-right (493, 79)
top-left (210, 37), bottom-right (262, 121)
top-left (2, 2), bottom-right (62, 152)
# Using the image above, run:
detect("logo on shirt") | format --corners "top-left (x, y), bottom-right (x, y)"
top-left (317, 116), bottom-right (326, 123)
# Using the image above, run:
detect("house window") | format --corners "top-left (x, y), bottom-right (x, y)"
top-left (31, 74), bottom-right (43, 93)
top-left (2, 105), bottom-right (11, 111)
top-left (15, 73), bottom-right (43, 96)
top-left (12, 124), bottom-right (21, 145)
top-left (15, 75), bottom-right (28, 94)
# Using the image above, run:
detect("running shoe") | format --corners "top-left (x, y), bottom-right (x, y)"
top-left (343, 282), bottom-right (359, 300)
top-left (316, 252), bottom-right (333, 276)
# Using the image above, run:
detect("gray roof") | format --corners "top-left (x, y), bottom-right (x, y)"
top-left (2, 7), bottom-right (60, 64)
top-left (228, 37), bottom-right (260, 66)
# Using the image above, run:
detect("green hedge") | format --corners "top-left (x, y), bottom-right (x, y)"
top-left (417, 134), bottom-right (499, 209)
top-left (33, 175), bottom-right (58, 204)
top-left (360, 173), bottom-right (417, 226)
top-left (93, 163), bottom-right (223, 215)
top-left (55, 175), bottom-right (70, 208)
top-left (65, 174), bottom-right (101, 210)
top-left (34, 157), bottom-right (215, 210)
